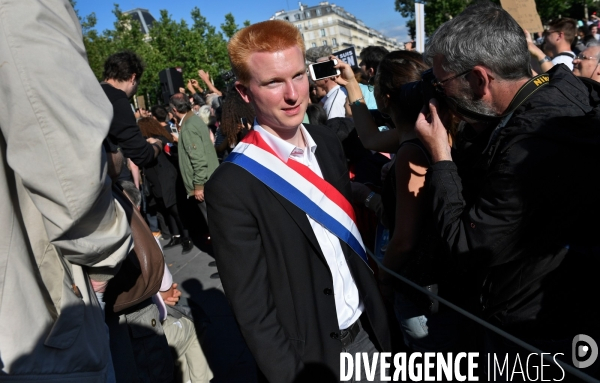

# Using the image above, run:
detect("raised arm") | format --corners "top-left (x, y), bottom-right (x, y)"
top-left (525, 29), bottom-right (553, 73)
top-left (333, 57), bottom-right (400, 153)
top-left (198, 69), bottom-right (223, 97)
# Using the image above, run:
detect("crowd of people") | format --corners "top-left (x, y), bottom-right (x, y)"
top-left (1, 0), bottom-right (600, 382)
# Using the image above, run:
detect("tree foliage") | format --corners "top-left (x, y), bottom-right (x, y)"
top-left (395, 0), bottom-right (598, 38)
top-left (72, 3), bottom-right (247, 105)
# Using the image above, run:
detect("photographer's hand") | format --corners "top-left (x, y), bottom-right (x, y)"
top-left (331, 56), bottom-right (356, 85)
top-left (415, 98), bottom-right (452, 163)
top-left (331, 55), bottom-right (362, 103)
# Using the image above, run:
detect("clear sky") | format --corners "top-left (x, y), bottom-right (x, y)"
top-left (73, 0), bottom-right (411, 43)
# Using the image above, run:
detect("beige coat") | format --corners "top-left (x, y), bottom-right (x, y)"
top-left (0, 0), bottom-right (132, 380)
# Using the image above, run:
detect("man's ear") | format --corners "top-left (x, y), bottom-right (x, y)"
top-left (367, 67), bottom-right (375, 78)
top-left (470, 66), bottom-right (492, 98)
top-left (235, 81), bottom-right (251, 104)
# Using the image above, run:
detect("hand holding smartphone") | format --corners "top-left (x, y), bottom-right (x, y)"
top-left (308, 59), bottom-right (341, 81)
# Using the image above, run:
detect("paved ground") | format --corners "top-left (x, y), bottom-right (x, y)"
top-left (160, 236), bottom-right (259, 382)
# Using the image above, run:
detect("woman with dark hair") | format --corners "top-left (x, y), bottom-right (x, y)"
top-left (305, 103), bottom-right (328, 126)
top-left (138, 117), bottom-right (193, 253)
top-left (335, 52), bottom-right (465, 353)
top-left (215, 88), bottom-right (255, 159)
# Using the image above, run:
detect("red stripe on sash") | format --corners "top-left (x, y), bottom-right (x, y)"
top-left (241, 130), bottom-right (357, 221)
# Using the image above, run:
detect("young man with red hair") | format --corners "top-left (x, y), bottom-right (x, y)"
top-left (206, 20), bottom-right (390, 382)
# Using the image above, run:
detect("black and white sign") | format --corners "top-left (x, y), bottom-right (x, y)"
top-left (333, 46), bottom-right (358, 68)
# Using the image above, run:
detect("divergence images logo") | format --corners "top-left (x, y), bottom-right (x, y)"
top-left (572, 334), bottom-right (598, 369)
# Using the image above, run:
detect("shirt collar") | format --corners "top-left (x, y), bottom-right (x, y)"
top-left (179, 110), bottom-right (194, 125)
top-left (253, 120), bottom-right (317, 163)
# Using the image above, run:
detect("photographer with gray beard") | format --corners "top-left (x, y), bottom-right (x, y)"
top-left (413, 1), bottom-right (600, 379)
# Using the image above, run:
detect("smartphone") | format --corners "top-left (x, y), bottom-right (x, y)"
top-left (170, 125), bottom-right (178, 134)
top-left (308, 59), bottom-right (340, 81)
top-left (240, 117), bottom-right (249, 127)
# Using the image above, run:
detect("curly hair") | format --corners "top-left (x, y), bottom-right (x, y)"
top-left (137, 117), bottom-right (172, 143)
top-left (103, 50), bottom-right (145, 82)
top-left (221, 88), bottom-right (255, 146)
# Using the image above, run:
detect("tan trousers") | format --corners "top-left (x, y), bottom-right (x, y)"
top-left (163, 315), bottom-right (214, 383)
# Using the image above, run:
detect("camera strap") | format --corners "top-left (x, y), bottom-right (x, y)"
top-left (452, 72), bottom-right (550, 124)
top-left (481, 73), bottom-right (551, 157)
top-left (503, 73), bottom-right (551, 115)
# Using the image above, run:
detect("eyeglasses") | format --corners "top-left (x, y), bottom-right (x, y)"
top-left (576, 52), bottom-right (600, 61)
top-left (431, 69), bottom-right (471, 94)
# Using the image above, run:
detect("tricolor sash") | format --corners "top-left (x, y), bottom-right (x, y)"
top-left (224, 130), bottom-right (369, 266)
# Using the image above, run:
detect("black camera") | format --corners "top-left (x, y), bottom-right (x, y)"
top-left (221, 70), bottom-right (236, 83)
top-left (397, 69), bottom-right (440, 120)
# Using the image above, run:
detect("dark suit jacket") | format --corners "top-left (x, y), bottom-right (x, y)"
top-left (206, 124), bottom-right (390, 382)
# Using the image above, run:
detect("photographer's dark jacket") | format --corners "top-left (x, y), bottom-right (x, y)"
top-left (426, 65), bottom-right (600, 338)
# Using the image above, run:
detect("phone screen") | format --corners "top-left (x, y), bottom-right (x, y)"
top-left (310, 60), bottom-right (338, 80)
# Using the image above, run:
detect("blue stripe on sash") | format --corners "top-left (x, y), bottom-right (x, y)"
top-left (226, 152), bottom-right (368, 265)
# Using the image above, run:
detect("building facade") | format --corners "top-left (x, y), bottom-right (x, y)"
top-left (123, 8), bottom-right (156, 35)
top-left (270, 2), bottom-right (404, 57)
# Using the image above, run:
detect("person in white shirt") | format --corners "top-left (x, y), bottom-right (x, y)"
top-left (314, 56), bottom-right (348, 119)
top-left (545, 18), bottom-right (578, 70)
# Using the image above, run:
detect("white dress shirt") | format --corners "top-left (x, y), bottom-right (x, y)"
top-left (253, 123), bottom-right (363, 330)
top-left (321, 85), bottom-right (348, 120)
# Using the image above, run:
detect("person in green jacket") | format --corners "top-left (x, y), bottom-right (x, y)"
top-left (170, 92), bottom-right (219, 226)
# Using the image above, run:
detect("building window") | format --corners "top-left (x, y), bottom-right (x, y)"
top-left (311, 42), bottom-right (317, 47)
top-left (284, 16), bottom-right (289, 20)
top-left (297, 24), bottom-right (302, 30)
top-left (332, 38), bottom-right (337, 46)
top-left (316, 9), bottom-right (322, 16)
top-left (320, 28), bottom-right (326, 37)
top-left (305, 11), bottom-right (311, 18)
top-left (323, 40), bottom-right (327, 46)
top-left (307, 20), bottom-right (312, 28)
top-left (295, 13), bottom-right (301, 20)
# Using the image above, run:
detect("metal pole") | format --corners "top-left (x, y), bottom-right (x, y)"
top-left (415, 2), bottom-right (425, 53)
